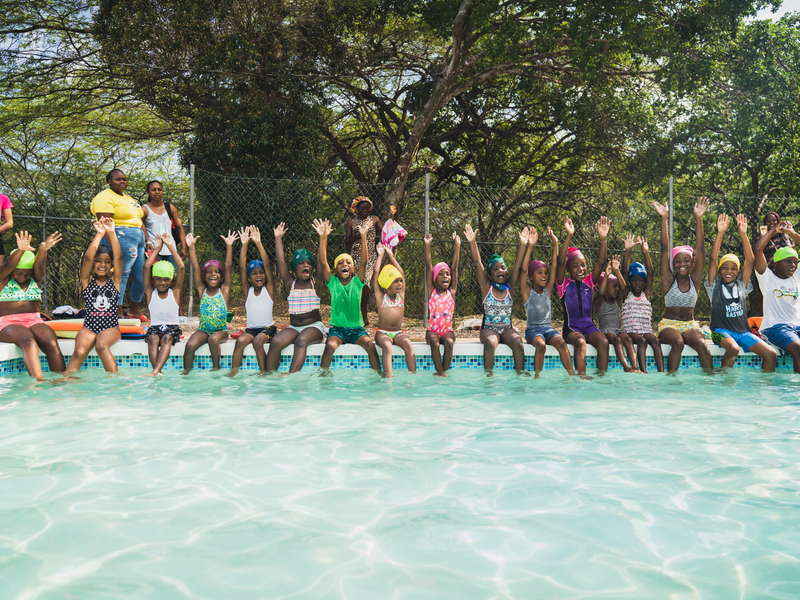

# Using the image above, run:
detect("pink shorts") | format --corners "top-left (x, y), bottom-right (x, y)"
top-left (0, 312), bottom-right (45, 331)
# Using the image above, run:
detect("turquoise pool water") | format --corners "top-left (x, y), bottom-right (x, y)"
top-left (1, 369), bottom-right (799, 599)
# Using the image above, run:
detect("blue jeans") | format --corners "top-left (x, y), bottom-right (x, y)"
top-left (101, 226), bottom-right (145, 305)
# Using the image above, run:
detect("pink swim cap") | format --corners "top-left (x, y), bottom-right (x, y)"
top-left (566, 247), bottom-right (584, 264)
top-left (671, 245), bottom-right (694, 261)
top-left (202, 259), bottom-right (223, 275)
top-left (432, 262), bottom-right (450, 283)
top-left (528, 260), bottom-right (547, 275)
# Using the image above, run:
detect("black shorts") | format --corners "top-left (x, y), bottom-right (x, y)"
top-left (244, 325), bottom-right (277, 341)
top-left (145, 324), bottom-right (182, 346)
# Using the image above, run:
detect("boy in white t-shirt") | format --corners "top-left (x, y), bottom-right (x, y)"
top-left (754, 222), bottom-right (800, 372)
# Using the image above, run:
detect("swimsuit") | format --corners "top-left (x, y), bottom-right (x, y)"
top-left (288, 279), bottom-right (320, 315)
top-left (664, 277), bottom-right (698, 308)
top-left (381, 294), bottom-right (404, 309)
top-left (376, 328), bottom-right (403, 340)
top-left (621, 292), bottom-right (653, 335)
top-left (482, 289), bottom-right (513, 333)
top-left (145, 324), bottom-right (182, 346)
top-left (245, 286), bottom-right (274, 328)
top-left (198, 289), bottom-right (227, 335)
top-left (83, 277), bottom-right (120, 334)
top-left (146, 287), bottom-right (182, 346)
top-left (244, 325), bottom-right (277, 340)
top-left (557, 274), bottom-right (600, 337)
top-left (0, 278), bottom-right (42, 302)
top-left (596, 299), bottom-right (622, 334)
top-left (428, 289), bottom-right (455, 337)
top-left (523, 287), bottom-right (559, 343)
top-left (0, 312), bottom-right (44, 331)
top-left (328, 326), bottom-right (369, 344)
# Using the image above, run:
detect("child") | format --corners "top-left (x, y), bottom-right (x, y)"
top-left (653, 198), bottom-right (713, 373)
top-left (423, 231), bottom-right (460, 376)
top-left (0, 192), bottom-right (14, 263)
top-left (620, 235), bottom-right (664, 372)
top-left (754, 220), bottom-right (800, 372)
top-left (556, 216), bottom-right (610, 375)
top-left (596, 255), bottom-right (639, 372)
top-left (0, 230), bottom-right (65, 380)
top-left (707, 214), bottom-right (776, 370)
top-left (65, 218), bottom-right (123, 374)
top-left (143, 233), bottom-right (185, 376)
top-left (183, 230), bottom-right (238, 372)
top-left (518, 226), bottom-right (574, 378)
top-left (229, 226), bottom-right (276, 375)
top-left (373, 243), bottom-right (415, 376)
top-left (464, 224), bottom-right (528, 375)
top-left (264, 221), bottom-right (326, 374)
top-left (319, 219), bottom-right (380, 373)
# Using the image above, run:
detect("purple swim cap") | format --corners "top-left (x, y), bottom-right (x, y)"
top-left (528, 260), bottom-right (547, 275)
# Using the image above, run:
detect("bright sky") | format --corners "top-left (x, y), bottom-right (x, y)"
top-left (756, 0), bottom-right (800, 19)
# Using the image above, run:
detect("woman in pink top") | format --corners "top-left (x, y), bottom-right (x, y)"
top-left (0, 193), bottom-right (14, 263)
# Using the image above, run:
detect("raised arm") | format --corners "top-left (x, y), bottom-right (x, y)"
top-left (250, 227), bottom-right (274, 300)
top-left (33, 231), bottom-right (62, 284)
top-left (691, 197), bottom-right (709, 284)
top-left (450, 232), bottom-right (461, 294)
top-left (274, 222), bottom-right (293, 288)
top-left (220, 230), bottom-right (239, 295)
top-left (81, 224), bottom-right (106, 288)
top-left (186, 233), bottom-right (204, 295)
top-left (591, 217), bottom-right (610, 283)
top-left (100, 217), bottom-right (124, 290)
top-left (143, 234), bottom-right (164, 298)
top-left (653, 201), bottom-right (674, 291)
top-left (519, 231), bottom-right (535, 303)
top-left (313, 218), bottom-right (332, 283)
top-left (545, 227), bottom-right (559, 292)
top-left (372, 243), bottom-right (386, 306)
top-left (610, 254), bottom-right (627, 300)
top-left (424, 233), bottom-right (434, 293)
top-left (736, 214), bottom-right (754, 286)
top-left (238, 226), bottom-right (251, 296)
top-left (640, 237), bottom-right (655, 299)
top-left (556, 217), bottom-right (574, 284)
top-left (510, 227), bottom-right (533, 289)
top-left (464, 224), bottom-right (489, 294)
top-left (622, 234), bottom-right (637, 280)
top-left (0, 231), bottom-right (33, 280)
top-left (707, 213), bottom-right (728, 285)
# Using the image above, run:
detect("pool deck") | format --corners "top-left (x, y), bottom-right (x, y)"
top-left (0, 338), bottom-right (787, 373)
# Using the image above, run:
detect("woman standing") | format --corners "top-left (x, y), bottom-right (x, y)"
top-left (142, 180), bottom-right (187, 268)
top-left (345, 196), bottom-right (383, 326)
top-left (90, 169), bottom-right (146, 319)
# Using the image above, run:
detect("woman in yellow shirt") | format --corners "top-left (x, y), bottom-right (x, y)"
top-left (90, 169), bottom-right (146, 319)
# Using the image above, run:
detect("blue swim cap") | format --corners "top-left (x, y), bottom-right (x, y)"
top-left (628, 262), bottom-right (647, 282)
top-left (247, 259), bottom-right (265, 278)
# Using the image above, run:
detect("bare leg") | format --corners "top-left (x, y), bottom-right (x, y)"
top-left (587, 330), bottom-right (610, 372)
top-left (479, 328), bottom-right (500, 375)
top-left (530, 336), bottom-right (546, 377)
top-left (658, 328), bottom-right (685, 373)
top-left (619, 332), bottom-right (639, 371)
top-left (355, 335), bottom-right (381, 372)
top-left (266, 327), bottom-right (298, 372)
top-left (252, 333), bottom-right (270, 372)
top-left (605, 332), bottom-right (632, 372)
top-left (30, 323), bottom-right (66, 373)
top-left (500, 328), bottom-right (527, 374)
top-left (394, 333), bottom-right (417, 374)
top-left (718, 336), bottom-right (740, 369)
top-left (289, 327), bottom-right (323, 373)
top-left (94, 328), bottom-right (121, 373)
top-left (320, 335), bottom-right (342, 370)
top-left (565, 332), bottom-right (588, 375)
top-left (442, 331), bottom-right (456, 371)
top-left (183, 330), bottom-right (209, 373)
top-left (64, 327), bottom-right (98, 375)
top-left (749, 340), bottom-right (777, 372)
top-left (629, 332), bottom-right (647, 373)
top-left (426, 330), bottom-right (445, 375)
top-left (788, 342), bottom-right (800, 374)
top-left (549, 334), bottom-right (576, 376)
top-left (0, 325), bottom-right (45, 380)
top-left (208, 330), bottom-right (229, 370)
top-left (148, 335), bottom-right (174, 375)
top-left (229, 333), bottom-right (254, 376)
top-left (683, 329), bottom-right (713, 372)
top-left (645, 333), bottom-right (664, 372)
top-left (375, 331), bottom-right (395, 376)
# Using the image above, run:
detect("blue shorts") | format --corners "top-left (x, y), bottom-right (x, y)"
top-left (712, 328), bottom-right (761, 352)
top-left (761, 324), bottom-right (800, 351)
top-left (328, 326), bottom-right (369, 344)
top-left (525, 326), bottom-right (560, 343)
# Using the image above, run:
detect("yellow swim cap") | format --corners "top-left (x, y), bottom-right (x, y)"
top-left (334, 253), bottom-right (353, 268)
top-left (378, 265), bottom-right (402, 289)
top-left (718, 254), bottom-right (740, 269)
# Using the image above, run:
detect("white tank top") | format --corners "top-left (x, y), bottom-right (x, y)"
top-left (144, 205), bottom-right (176, 256)
top-left (149, 288), bottom-right (180, 325)
top-left (245, 286), bottom-right (274, 328)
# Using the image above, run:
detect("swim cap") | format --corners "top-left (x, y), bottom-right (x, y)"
top-left (202, 259), bottom-right (223, 275)
top-left (247, 259), bottom-right (264, 278)
top-left (628, 262), bottom-right (647, 282)
top-left (486, 254), bottom-right (506, 272)
top-left (528, 260), bottom-right (546, 275)
top-left (566, 247), bottom-right (584, 264)
top-left (774, 247), bottom-right (798, 263)
top-left (378, 264), bottom-right (402, 289)
top-left (671, 245), bottom-right (694, 261)
top-left (16, 251), bottom-right (35, 270)
top-left (334, 253), bottom-right (353, 268)
top-left (718, 254), bottom-right (740, 269)
top-left (432, 262), bottom-right (449, 283)
top-left (152, 260), bottom-right (175, 279)
top-left (291, 248), bottom-right (313, 271)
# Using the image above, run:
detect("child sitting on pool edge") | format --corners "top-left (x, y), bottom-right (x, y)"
top-left (424, 231), bottom-right (460, 376)
top-left (143, 233), bottom-right (185, 376)
top-left (373, 243), bottom-right (415, 376)
top-left (318, 219), bottom-right (380, 373)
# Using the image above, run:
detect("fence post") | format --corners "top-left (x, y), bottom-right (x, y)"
top-left (668, 176), bottom-right (674, 254)
top-left (41, 210), bottom-right (47, 311)
top-left (188, 164), bottom-right (195, 317)
top-left (423, 173), bottom-right (430, 325)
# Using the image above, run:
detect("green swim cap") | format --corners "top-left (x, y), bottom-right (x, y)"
top-left (152, 261), bottom-right (175, 278)
top-left (291, 248), bottom-right (314, 271)
top-left (774, 247), bottom-right (798, 263)
top-left (16, 251), bottom-right (35, 270)
top-left (486, 254), bottom-right (506, 272)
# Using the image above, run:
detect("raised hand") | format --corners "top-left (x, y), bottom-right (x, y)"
top-left (519, 227), bottom-right (530, 246)
top-left (596, 216), bottom-right (610, 239)
top-left (220, 230), bottom-right (239, 246)
top-left (41, 231), bottom-right (62, 250)
top-left (528, 226), bottom-right (539, 246)
top-left (250, 226), bottom-right (262, 244)
top-left (185, 233), bottom-right (199, 248)
top-left (464, 224), bottom-right (476, 242)
top-left (376, 243), bottom-right (386, 258)
top-left (547, 226), bottom-right (557, 243)
top-left (694, 197), bottom-right (710, 217)
top-left (624, 234), bottom-right (638, 251)
top-left (424, 233), bottom-right (433, 245)
top-left (611, 254), bottom-right (621, 270)
top-left (452, 232), bottom-right (461, 245)
top-left (100, 216), bottom-right (115, 233)
top-left (359, 221), bottom-right (371, 236)
top-left (778, 221), bottom-right (795, 234)
top-left (239, 226), bottom-right (250, 245)
top-left (312, 218), bottom-right (327, 236)
top-left (605, 261), bottom-right (613, 275)
top-left (638, 236), bottom-right (650, 252)
top-left (92, 221), bottom-right (105, 235)
top-left (716, 213), bottom-right (729, 233)
top-left (563, 216), bottom-right (575, 236)
top-left (274, 222), bottom-right (287, 238)
top-left (736, 214), bottom-right (748, 235)
top-left (653, 201), bottom-right (669, 218)
top-left (15, 231), bottom-right (34, 252)
top-left (160, 232), bottom-right (174, 249)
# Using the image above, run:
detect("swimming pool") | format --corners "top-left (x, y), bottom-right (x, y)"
top-left (1, 368), bottom-right (798, 598)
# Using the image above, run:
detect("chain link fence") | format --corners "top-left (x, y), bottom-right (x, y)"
top-left (7, 167), bottom-right (799, 324)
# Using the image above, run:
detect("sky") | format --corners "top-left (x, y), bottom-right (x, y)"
top-left (756, 0), bottom-right (800, 19)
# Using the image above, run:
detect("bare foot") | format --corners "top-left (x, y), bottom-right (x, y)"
top-left (433, 371), bottom-right (447, 377)
top-left (534, 372), bottom-right (541, 379)
top-left (275, 372), bottom-right (289, 378)
top-left (518, 370), bottom-right (531, 377)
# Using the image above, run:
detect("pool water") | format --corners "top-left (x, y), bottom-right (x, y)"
top-left (1, 369), bottom-right (799, 599)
